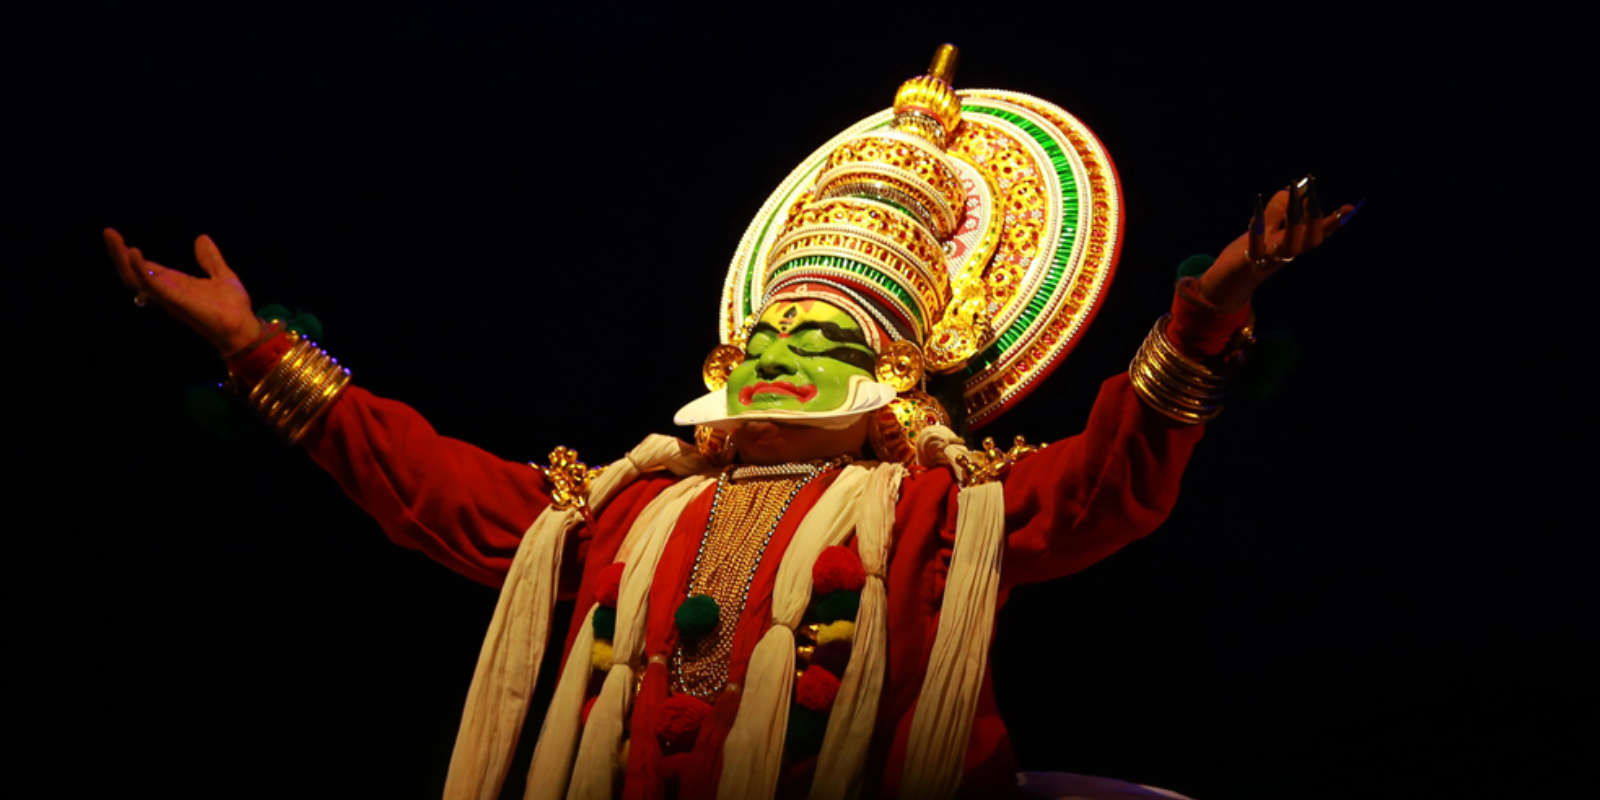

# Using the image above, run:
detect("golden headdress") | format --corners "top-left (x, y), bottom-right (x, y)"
top-left (721, 44), bottom-right (1125, 432)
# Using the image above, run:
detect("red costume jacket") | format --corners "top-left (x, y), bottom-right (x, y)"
top-left (227, 288), bottom-right (1245, 799)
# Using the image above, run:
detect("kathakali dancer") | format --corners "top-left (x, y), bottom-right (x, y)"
top-left (106, 45), bottom-right (1354, 800)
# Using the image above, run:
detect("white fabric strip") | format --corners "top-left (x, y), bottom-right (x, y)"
top-left (716, 464), bottom-right (881, 800)
top-left (810, 463), bottom-right (905, 800)
top-left (443, 435), bottom-right (706, 800)
top-left (524, 604), bottom-right (599, 800)
top-left (560, 475), bottom-right (714, 800)
top-left (442, 501), bottom-right (586, 800)
top-left (899, 479), bottom-right (1006, 800)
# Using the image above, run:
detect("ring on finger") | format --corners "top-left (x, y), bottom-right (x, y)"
top-left (1251, 245), bottom-right (1293, 270)
top-left (133, 291), bottom-right (153, 308)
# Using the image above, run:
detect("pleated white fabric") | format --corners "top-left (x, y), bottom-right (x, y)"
top-left (716, 463), bottom-right (887, 800)
top-left (443, 435), bottom-right (706, 800)
top-left (556, 475), bottom-right (714, 800)
top-left (809, 462), bottom-right (905, 800)
top-left (898, 478), bottom-right (1006, 800)
top-left (523, 603), bottom-right (600, 800)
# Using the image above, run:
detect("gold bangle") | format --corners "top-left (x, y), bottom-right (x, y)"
top-left (261, 347), bottom-right (320, 421)
top-left (284, 367), bottom-right (351, 444)
top-left (247, 338), bottom-right (311, 406)
top-left (1128, 314), bottom-right (1251, 424)
top-left (1146, 318), bottom-right (1230, 387)
top-left (1130, 360), bottom-right (1221, 422)
top-left (277, 353), bottom-right (350, 445)
top-left (242, 332), bottom-right (352, 444)
top-left (282, 358), bottom-right (351, 443)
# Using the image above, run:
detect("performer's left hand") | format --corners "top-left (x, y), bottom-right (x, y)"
top-left (1198, 177), bottom-right (1358, 313)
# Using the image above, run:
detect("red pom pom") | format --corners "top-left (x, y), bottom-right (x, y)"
top-left (812, 546), bottom-right (866, 595)
top-left (596, 562), bottom-right (626, 608)
top-left (655, 694), bottom-right (714, 749)
top-left (581, 696), bottom-right (598, 725)
top-left (796, 664), bottom-right (841, 713)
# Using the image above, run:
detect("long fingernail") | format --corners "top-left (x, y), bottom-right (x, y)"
top-left (1306, 178), bottom-right (1323, 220)
top-left (1287, 181), bottom-right (1303, 226)
top-left (1252, 194), bottom-right (1265, 235)
top-left (1338, 198), bottom-right (1365, 226)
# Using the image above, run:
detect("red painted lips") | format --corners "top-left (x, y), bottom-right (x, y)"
top-left (739, 381), bottom-right (819, 405)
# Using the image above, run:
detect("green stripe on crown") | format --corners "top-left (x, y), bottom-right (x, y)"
top-left (960, 105), bottom-right (1082, 375)
top-left (854, 195), bottom-right (920, 223)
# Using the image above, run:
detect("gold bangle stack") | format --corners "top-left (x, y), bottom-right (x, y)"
top-left (1128, 314), bottom-right (1252, 424)
top-left (241, 331), bottom-right (353, 444)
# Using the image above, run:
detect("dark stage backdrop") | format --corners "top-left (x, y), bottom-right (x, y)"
top-left (9, 4), bottom-right (1587, 799)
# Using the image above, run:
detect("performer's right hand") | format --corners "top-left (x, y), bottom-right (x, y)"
top-left (104, 228), bottom-right (263, 354)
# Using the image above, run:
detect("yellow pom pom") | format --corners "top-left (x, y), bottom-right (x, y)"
top-left (590, 639), bottom-right (614, 671)
top-left (816, 620), bottom-right (856, 645)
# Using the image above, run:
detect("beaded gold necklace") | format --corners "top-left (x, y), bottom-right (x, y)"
top-left (670, 458), bottom-right (846, 700)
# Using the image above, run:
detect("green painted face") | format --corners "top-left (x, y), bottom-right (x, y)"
top-left (726, 300), bottom-right (877, 415)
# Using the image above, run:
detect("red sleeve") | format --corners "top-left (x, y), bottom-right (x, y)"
top-left (997, 287), bottom-right (1248, 587)
top-left (226, 332), bottom-right (553, 589)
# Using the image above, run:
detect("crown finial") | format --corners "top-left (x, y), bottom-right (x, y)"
top-left (927, 43), bottom-right (959, 84)
top-left (893, 44), bottom-right (964, 147)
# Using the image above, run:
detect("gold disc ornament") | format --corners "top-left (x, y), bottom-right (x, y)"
top-left (702, 344), bottom-right (747, 391)
top-left (874, 341), bottom-right (925, 392)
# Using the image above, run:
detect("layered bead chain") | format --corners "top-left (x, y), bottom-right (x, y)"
top-left (670, 458), bottom-right (845, 700)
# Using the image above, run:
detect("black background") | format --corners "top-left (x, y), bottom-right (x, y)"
top-left (9, 3), bottom-right (1589, 798)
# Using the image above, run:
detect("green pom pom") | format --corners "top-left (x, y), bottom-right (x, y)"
top-left (1176, 254), bottom-right (1215, 280)
top-left (785, 703), bottom-right (826, 756)
top-left (182, 385), bottom-right (253, 440)
top-left (593, 606), bottom-right (617, 640)
top-left (675, 595), bottom-right (719, 636)
top-left (815, 590), bottom-right (860, 624)
top-left (255, 303), bottom-right (291, 322)
top-left (288, 312), bottom-right (323, 341)
top-left (254, 304), bottom-right (323, 340)
top-left (1238, 330), bottom-right (1299, 400)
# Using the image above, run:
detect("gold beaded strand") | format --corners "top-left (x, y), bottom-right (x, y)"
top-left (669, 458), bottom-right (846, 700)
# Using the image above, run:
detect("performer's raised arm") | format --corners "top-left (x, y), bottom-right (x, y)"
top-left (104, 228), bottom-right (556, 587)
top-left (1001, 181), bottom-right (1356, 587)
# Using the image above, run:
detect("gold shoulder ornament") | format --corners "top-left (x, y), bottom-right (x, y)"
top-left (955, 435), bottom-right (1046, 487)
top-left (539, 446), bottom-right (604, 512)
